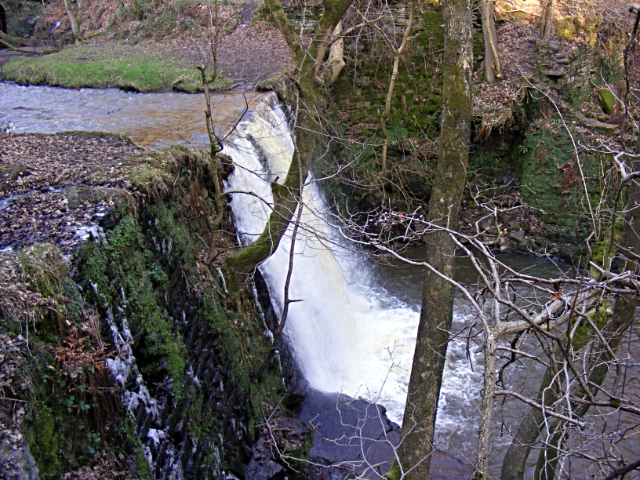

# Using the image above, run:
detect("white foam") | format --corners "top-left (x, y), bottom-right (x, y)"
top-left (224, 94), bottom-right (490, 454)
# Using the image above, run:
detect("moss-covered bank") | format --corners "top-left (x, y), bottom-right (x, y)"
top-left (0, 138), bottom-right (293, 478)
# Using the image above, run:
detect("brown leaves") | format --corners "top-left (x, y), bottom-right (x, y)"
top-left (0, 133), bottom-right (142, 253)
top-left (473, 21), bottom-right (537, 136)
top-left (0, 133), bottom-right (141, 198)
top-left (0, 334), bottom-right (30, 403)
top-left (51, 320), bottom-right (114, 387)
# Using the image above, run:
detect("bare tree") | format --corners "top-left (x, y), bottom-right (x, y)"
top-left (63, 0), bottom-right (82, 40)
top-left (537, 0), bottom-right (554, 47)
top-left (378, 0), bottom-right (415, 174)
top-left (383, 0), bottom-right (474, 477)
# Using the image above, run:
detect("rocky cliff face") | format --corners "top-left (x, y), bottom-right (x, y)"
top-left (0, 134), bottom-right (295, 479)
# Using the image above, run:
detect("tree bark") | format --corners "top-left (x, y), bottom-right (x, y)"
top-left (131, 0), bottom-right (144, 20)
top-left (538, 0), bottom-right (554, 45)
top-left (395, 0), bottom-right (473, 477)
top-left (500, 351), bottom-right (562, 480)
top-left (480, 0), bottom-right (501, 83)
top-left (63, 0), bottom-right (82, 40)
top-left (474, 331), bottom-right (498, 479)
top-left (0, 4), bottom-right (7, 35)
top-left (324, 21), bottom-right (346, 85)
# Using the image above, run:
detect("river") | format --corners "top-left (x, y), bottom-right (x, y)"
top-left (2, 82), bottom-right (638, 479)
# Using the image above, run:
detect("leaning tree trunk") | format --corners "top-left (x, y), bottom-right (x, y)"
top-left (532, 288), bottom-right (639, 480)
top-left (480, 0), bottom-right (501, 83)
top-left (222, 0), bottom-right (354, 292)
top-left (533, 160), bottom-right (640, 479)
top-left (394, 0), bottom-right (473, 478)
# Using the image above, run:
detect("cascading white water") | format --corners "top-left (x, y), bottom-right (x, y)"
top-left (222, 93), bottom-right (491, 457)
top-left (225, 95), bottom-right (408, 408)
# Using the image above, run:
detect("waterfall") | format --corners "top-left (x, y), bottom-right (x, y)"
top-left (222, 93), bottom-right (419, 419)
top-left (221, 94), bottom-right (487, 458)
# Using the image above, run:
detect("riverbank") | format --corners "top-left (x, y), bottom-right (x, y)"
top-left (0, 132), bottom-right (143, 252)
top-left (3, 129), bottom-right (441, 480)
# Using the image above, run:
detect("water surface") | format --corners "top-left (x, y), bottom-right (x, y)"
top-left (0, 82), bottom-right (268, 148)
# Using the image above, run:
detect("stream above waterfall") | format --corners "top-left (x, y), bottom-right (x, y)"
top-left (0, 82), bottom-right (266, 149)
top-left (4, 81), bottom-right (638, 479)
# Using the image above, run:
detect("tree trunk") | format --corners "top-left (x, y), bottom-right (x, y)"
top-left (395, 0), bottom-right (473, 477)
top-left (324, 21), bottom-right (346, 86)
top-left (131, 0), bottom-right (144, 20)
top-left (381, 1), bottom-right (415, 174)
top-left (0, 4), bottom-right (7, 35)
top-left (222, 0), bottom-right (354, 292)
top-left (480, 0), bottom-right (501, 83)
top-left (474, 331), bottom-right (498, 479)
top-left (499, 351), bottom-right (561, 480)
top-left (538, 0), bottom-right (554, 45)
top-left (63, 0), bottom-right (82, 40)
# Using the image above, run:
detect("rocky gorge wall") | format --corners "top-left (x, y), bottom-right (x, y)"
top-left (0, 134), bottom-right (309, 479)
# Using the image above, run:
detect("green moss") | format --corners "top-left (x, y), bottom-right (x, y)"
top-left (77, 215), bottom-right (185, 383)
top-left (128, 164), bottom-right (172, 198)
top-left (598, 88), bottom-right (618, 115)
top-left (571, 301), bottom-right (611, 347)
top-left (256, 72), bottom-right (289, 99)
top-left (17, 244), bottom-right (68, 298)
top-left (27, 406), bottom-right (60, 478)
top-left (556, 16), bottom-right (598, 46)
top-left (590, 221), bottom-right (624, 276)
top-left (2, 47), bottom-right (230, 93)
top-left (514, 122), bottom-right (611, 227)
top-left (65, 186), bottom-right (121, 208)
top-left (384, 459), bottom-right (402, 480)
top-left (3, 0), bottom-right (44, 38)
top-left (4, 145), bottom-right (291, 477)
top-left (0, 164), bottom-right (31, 191)
top-left (331, 3), bottom-right (446, 139)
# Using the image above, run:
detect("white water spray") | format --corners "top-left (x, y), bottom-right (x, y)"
top-left (222, 94), bottom-right (487, 454)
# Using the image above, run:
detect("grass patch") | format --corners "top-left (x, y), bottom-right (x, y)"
top-left (2, 43), bottom-right (230, 93)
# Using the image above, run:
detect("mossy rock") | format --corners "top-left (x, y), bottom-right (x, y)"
top-left (27, 406), bottom-right (60, 477)
top-left (65, 186), bottom-right (125, 208)
top-left (590, 220), bottom-right (624, 277)
top-left (256, 72), bottom-right (289, 101)
top-left (598, 88), bottom-right (618, 115)
top-left (2, 0), bottom-right (43, 38)
top-left (0, 164), bottom-right (31, 191)
top-left (556, 16), bottom-right (597, 46)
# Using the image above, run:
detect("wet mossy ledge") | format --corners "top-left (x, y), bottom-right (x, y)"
top-left (1, 43), bottom-right (231, 93)
top-left (0, 132), bottom-right (295, 478)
